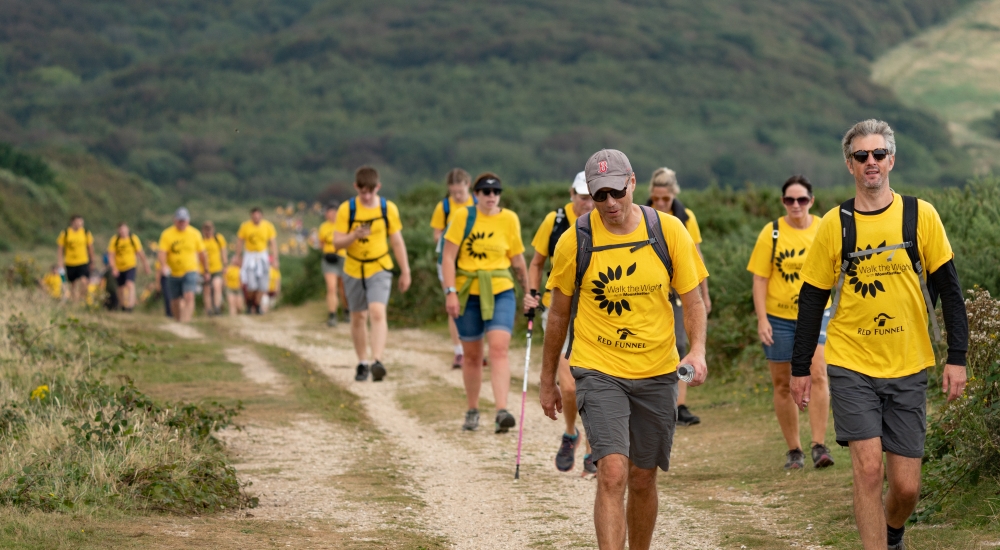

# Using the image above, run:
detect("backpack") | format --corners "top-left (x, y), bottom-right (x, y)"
top-left (547, 207), bottom-right (571, 258)
top-left (113, 234), bottom-right (140, 255)
top-left (441, 194), bottom-right (477, 226)
top-left (564, 205), bottom-right (674, 358)
top-left (437, 196), bottom-right (478, 264)
top-left (348, 196), bottom-right (388, 231)
top-left (828, 196), bottom-right (941, 341)
top-left (61, 227), bottom-right (93, 263)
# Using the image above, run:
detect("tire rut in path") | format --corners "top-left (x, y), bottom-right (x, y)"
top-left (235, 316), bottom-right (721, 549)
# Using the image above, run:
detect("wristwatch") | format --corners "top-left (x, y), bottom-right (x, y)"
top-left (444, 286), bottom-right (457, 295)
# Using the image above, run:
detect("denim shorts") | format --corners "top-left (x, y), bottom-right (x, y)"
top-left (455, 289), bottom-right (516, 341)
top-left (166, 272), bottom-right (200, 297)
top-left (762, 308), bottom-right (830, 362)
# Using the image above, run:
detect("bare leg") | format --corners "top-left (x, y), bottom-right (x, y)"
top-left (461, 339), bottom-right (484, 409)
top-left (677, 380), bottom-right (688, 406)
top-left (768, 361), bottom-right (801, 450)
top-left (448, 316), bottom-right (460, 349)
top-left (626, 462), bottom-right (659, 550)
top-left (594, 453), bottom-right (629, 550)
top-left (850, 438), bottom-right (887, 550)
top-left (212, 277), bottom-right (223, 311)
top-left (885, 452), bottom-right (921, 529)
top-left (324, 273), bottom-right (340, 313)
top-left (171, 297), bottom-right (183, 321)
top-left (369, 302), bottom-right (388, 360)
top-left (350, 310), bottom-right (370, 362)
top-left (808, 345), bottom-right (830, 445)
top-left (202, 281), bottom-right (213, 312)
top-left (228, 292), bottom-right (238, 316)
top-left (125, 280), bottom-right (137, 309)
top-left (116, 284), bottom-right (126, 310)
top-left (557, 356), bottom-right (579, 435)
top-left (181, 291), bottom-right (195, 322)
top-left (485, 330), bottom-right (511, 411)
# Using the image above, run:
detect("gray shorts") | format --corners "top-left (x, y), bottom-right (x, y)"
top-left (572, 367), bottom-right (678, 471)
top-left (321, 255), bottom-right (343, 277)
top-left (167, 272), bottom-right (200, 297)
top-left (540, 309), bottom-right (570, 356)
top-left (342, 270), bottom-right (392, 312)
top-left (828, 365), bottom-right (928, 458)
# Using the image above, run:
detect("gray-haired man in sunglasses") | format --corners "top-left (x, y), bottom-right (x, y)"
top-left (538, 149), bottom-right (709, 549)
top-left (791, 119), bottom-right (968, 550)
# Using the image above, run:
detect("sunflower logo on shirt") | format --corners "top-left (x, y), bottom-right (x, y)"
top-left (776, 248), bottom-right (806, 283)
top-left (591, 263), bottom-right (637, 316)
top-left (465, 232), bottom-right (494, 260)
top-left (847, 241), bottom-right (887, 298)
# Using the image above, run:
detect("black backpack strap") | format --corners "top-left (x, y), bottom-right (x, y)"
top-left (770, 219), bottom-right (779, 264)
top-left (348, 197), bottom-right (357, 228)
top-left (565, 212), bottom-right (593, 359)
top-left (828, 199), bottom-right (856, 322)
top-left (547, 208), bottom-right (569, 258)
top-left (639, 205), bottom-right (673, 281)
top-left (670, 198), bottom-right (690, 225)
top-left (902, 195), bottom-right (941, 341)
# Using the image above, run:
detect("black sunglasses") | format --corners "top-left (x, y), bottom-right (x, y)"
top-left (782, 196), bottom-right (811, 206)
top-left (592, 188), bottom-right (627, 203)
top-left (851, 149), bottom-right (889, 163)
top-left (476, 188), bottom-right (502, 196)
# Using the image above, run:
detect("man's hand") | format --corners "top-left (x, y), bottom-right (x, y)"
top-left (111, 268), bottom-right (119, 277)
top-left (445, 293), bottom-right (460, 318)
top-left (353, 225), bottom-right (372, 240)
top-left (791, 375), bottom-right (811, 411)
top-left (757, 318), bottom-right (774, 346)
top-left (398, 271), bottom-right (411, 293)
top-left (679, 352), bottom-right (708, 386)
top-left (942, 364), bottom-right (967, 402)
top-left (539, 378), bottom-right (563, 421)
top-left (703, 293), bottom-right (712, 316)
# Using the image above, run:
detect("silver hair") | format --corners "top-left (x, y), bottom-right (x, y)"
top-left (649, 167), bottom-right (680, 195)
top-left (841, 119), bottom-right (896, 161)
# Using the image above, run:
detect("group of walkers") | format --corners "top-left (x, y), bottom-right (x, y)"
top-left (42, 118), bottom-right (970, 550)
top-left (49, 206), bottom-right (283, 322)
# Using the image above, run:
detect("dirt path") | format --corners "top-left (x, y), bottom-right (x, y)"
top-left (231, 314), bottom-right (721, 549)
top-left (160, 321), bottom-right (204, 340)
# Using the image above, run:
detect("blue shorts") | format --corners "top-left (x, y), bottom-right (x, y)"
top-left (115, 268), bottom-right (137, 287)
top-left (762, 309), bottom-right (830, 362)
top-left (167, 272), bottom-right (200, 298)
top-left (455, 289), bottom-right (516, 341)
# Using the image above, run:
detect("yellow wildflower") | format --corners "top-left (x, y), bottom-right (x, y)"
top-left (30, 385), bottom-right (49, 401)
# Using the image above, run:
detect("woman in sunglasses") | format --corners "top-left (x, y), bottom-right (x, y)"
top-left (442, 173), bottom-right (531, 433)
top-left (746, 175), bottom-right (834, 470)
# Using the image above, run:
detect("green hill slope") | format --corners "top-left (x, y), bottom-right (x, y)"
top-left (0, 0), bottom-right (974, 198)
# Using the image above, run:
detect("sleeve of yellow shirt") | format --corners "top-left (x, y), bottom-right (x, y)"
top-left (429, 201), bottom-right (446, 230)
top-left (443, 206), bottom-right (470, 246)
top-left (334, 202), bottom-right (351, 234)
top-left (507, 212), bottom-right (525, 257)
top-left (106, 236), bottom-right (117, 255)
top-left (217, 234), bottom-right (226, 250)
top-left (917, 199), bottom-right (954, 274)
top-left (662, 213), bottom-right (708, 295)
top-left (546, 226), bottom-right (579, 298)
top-left (684, 209), bottom-right (703, 245)
top-left (56, 231), bottom-right (65, 247)
top-left (158, 229), bottom-right (170, 253)
top-left (746, 223), bottom-right (775, 278)
top-left (237, 222), bottom-right (248, 241)
top-left (799, 207), bottom-right (840, 290)
top-left (196, 232), bottom-right (206, 252)
top-left (386, 202), bottom-right (403, 235)
top-left (266, 220), bottom-right (277, 241)
top-left (530, 212), bottom-right (557, 256)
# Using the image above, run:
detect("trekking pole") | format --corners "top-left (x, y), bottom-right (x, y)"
top-left (515, 290), bottom-right (538, 480)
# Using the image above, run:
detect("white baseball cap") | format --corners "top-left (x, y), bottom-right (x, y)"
top-left (571, 171), bottom-right (589, 195)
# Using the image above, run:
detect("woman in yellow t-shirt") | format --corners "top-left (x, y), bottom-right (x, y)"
top-left (441, 173), bottom-right (529, 433)
top-left (201, 221), bottom-right (228, 316)
top-left (318, 203), bottom-right (347, 327)
top-left (224, 259), bottom-right (244, 316)
top-left (107, 222), bottom-right (151, 312)
top-left (745, 175), bottom-right (833, 470)
top-left (647, 167), bottom-right (711, 428)
top-left (430, 168), bottom-right (475, 367)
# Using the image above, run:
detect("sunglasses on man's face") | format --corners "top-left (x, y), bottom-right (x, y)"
top-left (851, 148), bottom-right (889, 163)
top-left (592, 187), bottom-right (628, 203)
top-left (477, 188), bottom-right (502, 196)
top-left (782, 196), bottom-right (811, 206)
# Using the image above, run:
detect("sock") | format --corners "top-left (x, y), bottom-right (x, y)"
top-left (454, 345), bottom-right (463, 355)
top-left (887, 524), bottom-right (905, 546)
top-left (565, 430), bottom-right (578, 439)
top-left (328, 312), bottom-right (336, 318)
top-left (361, 360), bottom-right (370, 366)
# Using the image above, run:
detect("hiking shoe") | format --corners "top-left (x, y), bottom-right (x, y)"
top-left (462, 409), bottom-right (480, 431)
top-left (495, 409), bottom-right (516, 433)
top-left (452, 353), bottom-right (463, 369)
top-left (784, 448), bottom-right (805, 470)
top-left (811, 443), bottom-right (835, 468)
top-left (582, 453), bottom-right (598, 476)
top-left (354, 363), bottom-right (369, 381)
top-left (326, 314), bottom-right (337, 327)
top-left (555, 430), bottom-right (580, 472)
top-left (676, 404), bottom-right (700, 426)
top-left (888, 541), bottom-right (905, 550)
top-left (371, 360), bottom-right (387, 382)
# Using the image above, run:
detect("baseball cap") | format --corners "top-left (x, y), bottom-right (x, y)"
top-left (571, 171), bottom-right (589, 195)
top-left (174, 207), bottom-right (191, 221)
top-left (585, 149), bottom-right (633, 195)
top-left (473, 174), bottom-right (502, 191)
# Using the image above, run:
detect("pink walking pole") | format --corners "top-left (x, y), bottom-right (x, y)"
top-left (515, 291), bottom-right (537, 480)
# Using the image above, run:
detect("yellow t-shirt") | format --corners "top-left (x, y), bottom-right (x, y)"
top-left (269, 267), bottom-right (281, 293)
top-left (746, 216), bottom-right (822, 320)
top-left (318, 221), bottom-right (345, 256)
top-left (800, 194), bottom-right (954, 378)
top-left (530, 203), bottom-right (579, 308)
top-left (430, 196), bottom-right (476, 230)
top-left (107, 234), bottom-right (143, 272)
top-left (42, 273), bottom-right (62, 299)
top-left (547, 209), bottom-right (709, 379)
top-left (224, 265), bottom-right (242, 290)
top-left (203, 234), bottom-right (227, 273)
top-left (158, 226), bottom-right (206, 277)
top-left (334, 199), bottom-right (403, 279)
top-left (672, 208), bottom-right (702, 244)
top-left (57, 227), bottom-right (93, 267)
top-left (445, 207), bottom-right (525, 296)
top-left (237, 220), bottom-right (277, 252)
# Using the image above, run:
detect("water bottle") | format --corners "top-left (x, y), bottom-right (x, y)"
top-left (677, 364), bottom-right (694, 383)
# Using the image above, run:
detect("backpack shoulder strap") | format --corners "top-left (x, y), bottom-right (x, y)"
top-left (671, 198), bottom-right (690, 225)
top-left (462, 205), bottom-right (477, 244)
top-left (114, 235), bottom-right (120, 250)
top-left (442, 196), bottom-right (451, 222)
top-left (828, 199), bottom-right (857, 322)
top-left (380, 197), bottom-right (388, 225)
top-left (348, 197), bottom-right (357, 228)
top-left (770, 219), bottom-right (780, 263)
top-left (639, 205), bottom-right (673, 281)
top-left (565, 212), bottom-right (594, 359)
top-left (215, 234), bottom-right (223, 250)
top-left (548, 207), bottom-right (569, 258)
top-left (901, 195), bottom-right (920, 272)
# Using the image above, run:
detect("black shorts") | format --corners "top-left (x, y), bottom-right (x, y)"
top-left (66, 264), bottom-right (89, 283)
top-left (828, 365), bottom-right (928, 458)
top-left (116, 268), bottom-right (137, 286)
